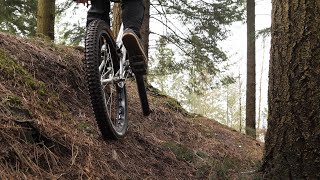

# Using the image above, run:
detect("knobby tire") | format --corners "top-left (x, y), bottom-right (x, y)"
top-left (85, 20), bottom-right (128, 140)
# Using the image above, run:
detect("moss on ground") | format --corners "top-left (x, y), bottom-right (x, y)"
top-left (4, 95), bottom-right (23, 108)
top-left (163, 141), bottom-right (243, 179)
top-left (196, 155), bottom-right (242, 179)
top-left (163, 142), bottom-right (195, 162)
top-left (2, 94), bottom-right (32, 118)
top-left (0, 49), bottom-right (46, 95)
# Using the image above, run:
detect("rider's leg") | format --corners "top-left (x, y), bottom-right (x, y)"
top-left (121, 0), bottom-right (144, 37)
top-left (122, 0), bottom-right (147, 74)
top-left (87, 0), bottom-right (110, 26)
top-left (121, 0), bottom-right (147, 74)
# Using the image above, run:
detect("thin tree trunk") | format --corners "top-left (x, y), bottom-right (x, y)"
top-left (262, 1), bottom-right (320, 178)
top-left (226, 86), bottom-right (229, 126)
top-left (246, 0), bottom-right (256, 138)
top-left (239, 63), bottom-right (242, 132)
top-left (36, 0), bottom-right (55, 40)
top-left (257, 39), bottom-right (266, 133)
top-left (112, 3), bottom-right (121, 37)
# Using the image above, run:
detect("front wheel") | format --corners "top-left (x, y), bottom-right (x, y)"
top-left (85, 20), bottom-right (128, 139)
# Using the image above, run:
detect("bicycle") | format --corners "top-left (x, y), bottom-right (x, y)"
top-left (84, 19), bottom-right (151, 140)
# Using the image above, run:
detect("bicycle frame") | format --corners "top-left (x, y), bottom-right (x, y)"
top-left (114, 23), bottom-right (150, 116)
top-left (116, 23), bottom-right (128, 81)
top-left (85, 19), bottom-right (149, 140)
top-left (100, 23), bottom-right (129, 86)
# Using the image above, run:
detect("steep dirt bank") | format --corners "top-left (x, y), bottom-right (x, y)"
top-left (0, 32), bottom-right (263, 179)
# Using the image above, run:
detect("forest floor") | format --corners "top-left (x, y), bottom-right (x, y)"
top-left (0, 32), bottom-right (263, 179)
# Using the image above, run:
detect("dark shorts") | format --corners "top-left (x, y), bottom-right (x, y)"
top-left (87, 0), bottom-right (144, 35)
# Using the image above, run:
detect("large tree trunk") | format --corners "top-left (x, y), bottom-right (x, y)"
top-left (262, 1), bottom-right (320, 178)
top-left (246, 0), bottom-right (256, 138)
top-left (140, 0), bottom-right (150, 60)
top-left (36, 0), bottom-right (55, 40)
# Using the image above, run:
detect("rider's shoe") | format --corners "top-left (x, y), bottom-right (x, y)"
top-left (122, 28), bottom-right (147, 75)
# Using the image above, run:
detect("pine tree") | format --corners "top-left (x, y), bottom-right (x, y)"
top-left (246, 0), bottom-right (256, 138)
top-left (0, 0), bottom-right (37, 36)
top-left (151, 0), bottom-right (245, 92)
top-left (262, 1), bottom-right (320, 178)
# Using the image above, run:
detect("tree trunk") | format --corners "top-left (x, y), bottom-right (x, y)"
top-left (239, 64), bottom-right (242, 132)
top-left (140, 0), bottom-right (150, 60)
top-left (246, 0), bottom-right (256, 138)
top-left (257, 41), bottom-right (265, 133)
top-left (226, 86), bottom-right (229, 126)
top-left (36, 0), bottom-right (55, 40)
top-left (262, 1), bottom-right (320, 178)
top-left (112, 3), bottom-right (122, 37)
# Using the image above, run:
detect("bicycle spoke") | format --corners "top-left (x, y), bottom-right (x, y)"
top-left (101, 68), bottom-right (111, 78)
top-left (99, 60), bottom-right (106, 73)
top-left (85, 20), bottom-right (128, 139)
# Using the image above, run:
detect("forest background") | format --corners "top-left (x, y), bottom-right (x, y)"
top-left (59, 0), bottom-right (271, 141)
top-left (1, 1), bottom-right (319, 178)
top-left (0, 0), bottom-right (271, 141)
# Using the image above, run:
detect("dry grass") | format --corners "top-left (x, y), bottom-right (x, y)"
top-left (0, 32), bottom-right (263, 179)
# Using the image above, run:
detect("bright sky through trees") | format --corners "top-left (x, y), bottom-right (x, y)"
top-left (57, 0), bottom-right (272, 133)
top-left (221, 0), bottom-right (271, 128)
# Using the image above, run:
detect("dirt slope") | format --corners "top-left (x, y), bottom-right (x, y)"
top-left (0, 32), bottom-right (263, 179)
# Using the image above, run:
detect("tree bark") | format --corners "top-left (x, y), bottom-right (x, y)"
top-left (262, 1), bottom-right (320, 178)
top-left (36, 0), bottom-right (55, 40)
top-left (112, 3), bottom-right (122, 38)
top-left (246, 0), bottom-right (256, 138)
top-left (140, 0), bottom-right (150, 60)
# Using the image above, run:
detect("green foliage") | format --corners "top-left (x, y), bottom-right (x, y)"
top-left (55, 2), bottom-right (86, 45)
top-left (150, 37), bottom-right (179, 75)
top-left (149, 71), bottom-right (245, 129)
top-left (4, 95), bottom-right (22, 108)
top-left (77, 122), bottom-right (90, 130)
top-left (3, 94), bottom-right (32, 118)
top-left (59, 22), bottom-right (85, 45)
top-left (0, 0), bottom-right (75, 38)
top-left (256, 27), bottom-right (271, 39)
top-left (210, 156), bottom-right (240, 179)
top-left (56, 1), bottom-right (73, 15)
top-left (0, 0), bottom-right (37, 36)
top-left (151, 0), bottom-right (245, 93)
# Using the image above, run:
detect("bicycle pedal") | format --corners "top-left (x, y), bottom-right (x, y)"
top-left (129, 55), bottom-right (147, 75)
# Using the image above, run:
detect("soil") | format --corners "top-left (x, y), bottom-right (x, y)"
top-left (0, 32), bottom-right (263, 179)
